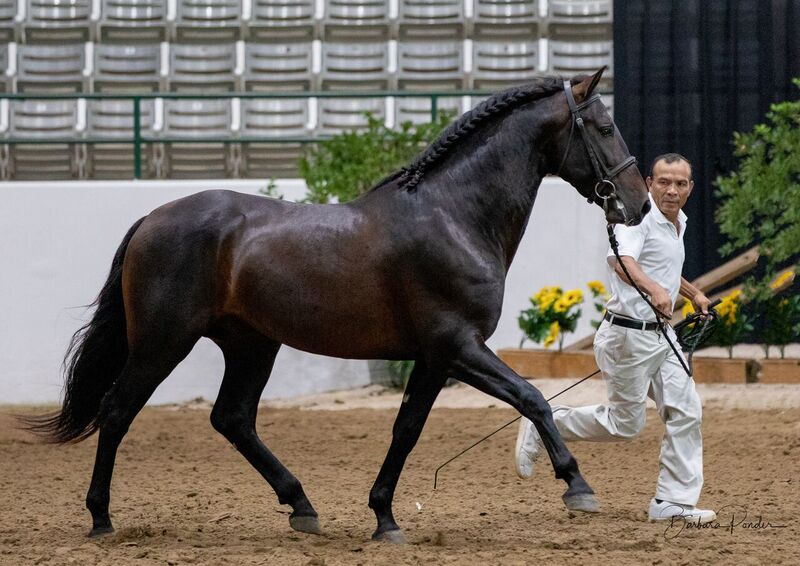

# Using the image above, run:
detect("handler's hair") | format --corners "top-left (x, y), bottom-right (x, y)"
top-left (648, 153), bottom-right (693, 180)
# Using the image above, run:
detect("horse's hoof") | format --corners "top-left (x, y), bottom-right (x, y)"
top-left (289, 515), bottom-right (322, 535)
top-left (563, 492), bottom-right (600, 513)
top-left (88, 525), bottom-right (114, 538)
top-left (372, 529), bottom-right (406, 544)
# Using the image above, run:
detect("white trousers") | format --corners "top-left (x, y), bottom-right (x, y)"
top-left (552, 320), bottom-right (704, 505)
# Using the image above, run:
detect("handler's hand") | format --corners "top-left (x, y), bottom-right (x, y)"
top-left (650, 286), bottom-right (673, 319)
top-left (692, 292), bottom-right (711, 318)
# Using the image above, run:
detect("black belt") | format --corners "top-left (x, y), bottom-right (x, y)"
top-left (604, 311), bottom-right (659, 331)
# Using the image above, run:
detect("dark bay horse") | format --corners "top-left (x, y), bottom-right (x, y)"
top-left (28, 68), bottom-right (650, 543)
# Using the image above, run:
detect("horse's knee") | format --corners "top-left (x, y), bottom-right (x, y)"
top-left (210, 407), bottom-right (245, 440)
top-left (519, 386), bottom-right (550, 421)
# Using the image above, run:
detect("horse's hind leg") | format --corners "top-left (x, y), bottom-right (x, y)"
top-left (86, 335), bottom-right (200, 536)
top-left (211, 335), bottom-right (320, 535)
top-left (369, 361), bottom-right (446, 543)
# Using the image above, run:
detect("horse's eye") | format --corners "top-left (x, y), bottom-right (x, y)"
top-left (600, 126), bottom-right (614, 137)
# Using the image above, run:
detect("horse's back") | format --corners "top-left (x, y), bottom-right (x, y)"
top-left (124, 189), bottom-right (414, 358)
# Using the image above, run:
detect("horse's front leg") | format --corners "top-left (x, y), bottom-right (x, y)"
top-left (451, 336), bottom-right (599, 513)
top-left (369, 360), bottom-right (445, 543)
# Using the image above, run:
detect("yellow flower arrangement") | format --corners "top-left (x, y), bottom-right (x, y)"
top-left (519, 285), bottom-right (584, 350)
top-left (587, 280), bottom-right (606, 295)
top-left (543, 321), bottom-right (560, 348)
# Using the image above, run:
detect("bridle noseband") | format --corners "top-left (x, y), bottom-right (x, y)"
top-left (555, 80), bottom-right (638, 223)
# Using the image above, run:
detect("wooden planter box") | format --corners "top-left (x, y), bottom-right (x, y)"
top-left (690, 357), bottom-right (758, 384)
top-left (497, 349), bottom-right (599, 380)
top-left (758, 359), bottom-right (800, 383)
top-left (496, 349), bottom-right (794, 384)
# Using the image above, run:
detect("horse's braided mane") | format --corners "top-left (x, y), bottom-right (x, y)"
top-left (373, 77), bottom-right (564, 192)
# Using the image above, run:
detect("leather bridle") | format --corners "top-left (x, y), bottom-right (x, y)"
top-left (555, 80), bottom-right (639, 224)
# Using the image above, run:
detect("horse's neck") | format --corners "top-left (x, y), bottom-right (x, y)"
top-left (421, 129), bottom-right (546, 269)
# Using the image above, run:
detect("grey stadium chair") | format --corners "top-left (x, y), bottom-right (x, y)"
top-left (548, 0), bottom-right (612, 40)
top-left (86, 99), bottom-right (158, 179)
top-left (322, 0), bottom-right (390, 42)
top-left (320, 42), bottom-right (390, 91)
top-left (317, 97), bottom-right (385, 135)
top-left (240, 98), bottom-right (309, 178)
top-left (0, 0), bottom-right (17, 42)
top-left (548, 39), bottom-right (613, 89)
top-left (5, 100), bottom-right (82, 180)
top-left (398, 0), bottom-right (465, 41)
top-left (162, 99), bottom-right (235, 178)
top-left (397, 41), bottom-right (466, 90)
top-left (15, 43), bottom-right (87, 92)
top-left (174, 0), bottom-right (243, 42)
top-left (245, 0), bottom-right (315, 42)
top-left (23, 0), bottom-right (92, 43)
top-left (394, 96), bottom-right (461, 127)
top-left (243, 42), bottom-right (314, 92)
top-left (473, 0), bottom-right (540, 40)
top-left (0, 43), bottom-right (9, 93)
top-left (93, 43), bottom-right (163, 92)
top-left (472, 40), bottom-right (539, 90)
top-left (168, 43), bottom-right (237, 92)
top-left (97, 0), bottom-right (168, 43)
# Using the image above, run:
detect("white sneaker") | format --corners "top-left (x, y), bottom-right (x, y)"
top-left (514, 417), bottom-right (542, 479)
top-left (648, 498), bottom-right (717, 524)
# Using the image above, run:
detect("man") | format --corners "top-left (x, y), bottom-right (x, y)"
top-left (515, 153), bottom-right (716, 524)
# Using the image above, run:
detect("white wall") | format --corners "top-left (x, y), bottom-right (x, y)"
top-left (0, 177), bottom-right (609, 405)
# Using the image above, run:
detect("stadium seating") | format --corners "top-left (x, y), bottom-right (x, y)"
top-left (0, 42), bottom-right (9, 92)
top-left (244, 42), bottom-right (314, 91)
top-left (548, 0), bottom-right (613, 40)
top-left (93, 43), bottom-right (163, 92)
top-left (6, 100), bottom-right (82, 179)
top-left (86, 98), bottom-right (158, 178)
top-left (98, 0), bottom-right (168, 43)
top-left (23, 0), bottom-right (92, 43)
top-left (394, 95), bottom-right (461, 126)
top-left (320, 42), bottom-right (390, 91)
top-left (473, 0), bottom-right (539, 40)
top-left (163, 98), bottom-right (235, 178)
top-left (548, 39), bottom-right (613, 88)
top-left (240, 98), bottom-right (309, 177)
top-left (397, 41), bottom-right (465, 90)
top-left (472, 40), bottom-right (538, 90)
top-left (174, 0), bottom-right (242, 43)
top-left (322, 0), bottom-right (390, 42)
top-left (168, 42), bottom-right (237, 92)
top-left (317, 97), bottom-right (385, 134)
top-left (245, 0), bottom-right (316, 42)
top-left (15, 43), bottom-right (87, 92)
top-left (398, 0), bottom-right (465, 40)
top-left (0, 0), bottom-right (618, 179)
top-left (0, 0), bottom-right (16, 43)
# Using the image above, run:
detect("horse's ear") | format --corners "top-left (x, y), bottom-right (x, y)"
top-left (572, 67), bottom-right (606, 102)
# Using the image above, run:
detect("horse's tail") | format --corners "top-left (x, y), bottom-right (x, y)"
top-left (20, 216), bottom-right (147, 444)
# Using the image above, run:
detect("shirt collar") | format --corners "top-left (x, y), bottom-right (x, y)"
top-left (648, 194), bottom-right (688, 225)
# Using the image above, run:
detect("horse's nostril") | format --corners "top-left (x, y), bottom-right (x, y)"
top-left (641, 200), bottom-right (652, 216)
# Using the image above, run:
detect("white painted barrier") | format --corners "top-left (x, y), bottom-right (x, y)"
top-left (0, 177), bottom-right (609, 404)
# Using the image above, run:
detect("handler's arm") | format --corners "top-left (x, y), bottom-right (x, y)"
top-left (680, 277), bottom-right (710, 314)
top-left (609, 256), bottom-right (673, 317)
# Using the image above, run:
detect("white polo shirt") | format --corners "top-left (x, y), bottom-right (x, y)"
top-left (605, 194), bottom-right (687, 322)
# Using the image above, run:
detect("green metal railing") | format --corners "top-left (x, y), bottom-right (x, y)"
top-left (1, 91), bottom-right (493, 179)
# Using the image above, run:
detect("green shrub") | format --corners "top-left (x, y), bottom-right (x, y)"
top-left (298, 112), bottom-right (455, 204)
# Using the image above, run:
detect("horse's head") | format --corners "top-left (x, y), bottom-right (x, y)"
top-left (548, 68), bottom-right (650, 226)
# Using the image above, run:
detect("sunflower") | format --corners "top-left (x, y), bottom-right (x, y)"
top-left (587, 280), bottom-right (606, 296)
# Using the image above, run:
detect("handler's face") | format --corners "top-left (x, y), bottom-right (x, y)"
top-left (647, 159), bottom-right (694, 222)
